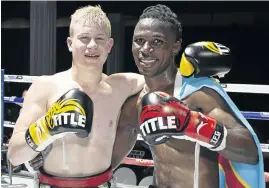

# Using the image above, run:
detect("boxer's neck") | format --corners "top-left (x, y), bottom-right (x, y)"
top-left (71, 64), bottom-right (102, 89)
top-left (144, 63), bottom-right (177, 94)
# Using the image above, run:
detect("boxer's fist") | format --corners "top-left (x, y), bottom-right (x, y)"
top-left (25, 88), bottom-right (94, 152)
top-left (138, 92), bottom-right (190, 145)
top-left (179, 41), bottom-right (232, 78)
top-left (139, 92), bottom-right (227, 151)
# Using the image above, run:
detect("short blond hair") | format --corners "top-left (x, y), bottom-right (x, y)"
top-left (69, 5), bottom-right (111, 37)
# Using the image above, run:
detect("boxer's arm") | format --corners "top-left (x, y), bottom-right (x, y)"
top-left (111, 95), bottom-right (139, 170)
top-left (8, 76), bottom-right (51, 166)
top-left (124, 73), bottom-right (145, 96)
top-left (108, 73), bottom-right (145, 96)
top-left (188, 87), bottom-right (258, 165)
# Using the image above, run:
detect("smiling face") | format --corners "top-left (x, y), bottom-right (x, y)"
top-left (67, 5), bottom-right (114, 68)
top-left (67, 22), bottom-right (113, 67)
top-left (132, 18), bottom-right (181, 77)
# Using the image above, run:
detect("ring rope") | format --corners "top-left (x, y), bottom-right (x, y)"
top-left (4, 96), bottom-right (269, 120)
top-left (4, 74), bottom-right (38, 83)
top-left (4, 96), bottom-right (24, 104)
top-left (4, 74), bottom-right (269, 94)
top-left (220, 83), bottom-right (269, 94)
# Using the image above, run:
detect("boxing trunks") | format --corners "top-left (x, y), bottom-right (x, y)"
top-left (38, 166), bottom-right (113, 188)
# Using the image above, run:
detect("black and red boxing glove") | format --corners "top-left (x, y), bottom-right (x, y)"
top-left (138, 91), bottom-right (227, 151)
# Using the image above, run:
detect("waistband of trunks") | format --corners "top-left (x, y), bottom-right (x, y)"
top-left (39, 166), bottom-right (113, 188)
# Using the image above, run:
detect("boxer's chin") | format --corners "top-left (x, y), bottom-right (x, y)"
top-left (138, 68), bottom-right (157, 77)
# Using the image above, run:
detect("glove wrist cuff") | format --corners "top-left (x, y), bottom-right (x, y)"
top-left (25, 116), bottom-right (50, 152)
top-left (181, 123), bottom-right (228, 151)
top-left (209, 126), bottom-right (227, 151)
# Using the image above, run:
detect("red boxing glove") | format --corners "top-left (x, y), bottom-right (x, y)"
top-left (139, 91), bottom-right (227, 151)
top-left (177, 110), bottom-right (227, 151)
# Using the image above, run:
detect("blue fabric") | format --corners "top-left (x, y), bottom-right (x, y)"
top-left (176, 75), bottom-right (265, 188)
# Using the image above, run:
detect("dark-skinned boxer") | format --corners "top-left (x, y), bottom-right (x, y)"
top-left (112, 4), bottom-right (264, 188)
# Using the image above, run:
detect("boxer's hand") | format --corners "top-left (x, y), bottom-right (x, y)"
top-left (28, 144), bottom-right (53, 171)
top-left (179, 41), bottom-right (232, 78)
top-left (139, 92), bottom-right (227, 151)
top-left (25, 88), bottom-right (94, 152)
top-left (138, 92), bottom-right (189, 145)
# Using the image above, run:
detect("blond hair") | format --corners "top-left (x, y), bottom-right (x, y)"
top-left (69, 5), bottom-right (111, 37)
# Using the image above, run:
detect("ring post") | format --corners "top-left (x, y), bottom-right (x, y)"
top-left (1, 69), bottom-right (4, 145)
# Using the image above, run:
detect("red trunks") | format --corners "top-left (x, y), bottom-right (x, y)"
top-left (39, 167), bottom-right (113, 188)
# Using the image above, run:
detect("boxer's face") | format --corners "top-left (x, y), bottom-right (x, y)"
top-left (67, 21), bottom-right (113, 67)
top-left (132, 18), bottom-right (180, 77)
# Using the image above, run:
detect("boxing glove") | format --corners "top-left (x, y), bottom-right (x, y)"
top-left (24, 144), bottom-right (53, 172)
top-left (179, 41), bottom-right (232, 78)
top-left (139, 92), bottom-right (227, 151)
top-left (25, 88), bottom-right (94, 152)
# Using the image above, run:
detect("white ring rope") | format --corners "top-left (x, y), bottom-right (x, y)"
top-left (4, 74), bottom-right (38, 83)
top-left (220, 83), bottom-right (269, 94)
top-left (4, 74), bottom-right (269, 94)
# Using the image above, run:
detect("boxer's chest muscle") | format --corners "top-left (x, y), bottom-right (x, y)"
top-left (47, 83), bottom-right (124, 145)
top-left (90, 95), bottom-right (122, 144)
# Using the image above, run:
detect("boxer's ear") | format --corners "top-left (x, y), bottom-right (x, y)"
top-left (173, 40), bottom-right (182, 55)
top-left (107, 38), bottom-right (114, 54)
top-left (67, 37), bottom-right (72, 52)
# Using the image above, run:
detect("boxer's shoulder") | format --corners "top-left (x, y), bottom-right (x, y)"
top-left (19, 72), bottom-right (68, 108)
top-left (25, 75), bottom-right (53, 101)
top-left (32, 71), bottom-right (68, 88)
top-left (105, 73), bottom-right (144, 88)
top-left (34, 71), bottom-right (77, 108)
top-left (197, 87), bottom-right (227, 108)
top-left (184, 87), bottom-right (229, 115)
top-left (105, 73), bottom-right (144, 99)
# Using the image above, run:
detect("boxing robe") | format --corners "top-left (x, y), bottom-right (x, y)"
top-left (173, 72), bottom-right (265, 188)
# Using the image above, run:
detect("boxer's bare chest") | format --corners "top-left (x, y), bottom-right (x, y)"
top-left (43, 75), bottom-right (130, 176)
top-left (139, 89), bottom-right (219, 187)
top-left (47, 80), bottom-right (125, 145)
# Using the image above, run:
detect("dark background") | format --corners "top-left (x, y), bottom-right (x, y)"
top-left (2, 1), bottom-right (269, 180)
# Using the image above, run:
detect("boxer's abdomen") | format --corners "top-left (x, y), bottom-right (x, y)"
top-left (41, 104), bottom-right (120, 177)
top-left (41, 78), bottom-right (123, 177)
top-left (151, 138), bottom-right (219, 188)
top-left (42, 133), bottom-right (114, 177)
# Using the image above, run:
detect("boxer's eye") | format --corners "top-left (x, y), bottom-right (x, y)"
top-left (134, 38), bottom-right (144, 45)
top-left (153, 39), bottom-right (163, 45)
top-left (95, 38), bottom-right (106, 44)
top-left (80, 36), bottom-right (89, 41)
top-left (96, 37), bottom-right (104, 41)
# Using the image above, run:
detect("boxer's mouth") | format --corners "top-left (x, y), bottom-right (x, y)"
top-left (85, 54), bottom-right (100, 59)
top-left (140, 59), bottom-right (158, 68)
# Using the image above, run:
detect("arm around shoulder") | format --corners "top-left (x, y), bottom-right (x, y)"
top-left (8, 76), bottom-right (51, 166)
top-left (109, 73), bottom-right (145, 96)
top-left (126, 73), bottom-right (145, 96)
